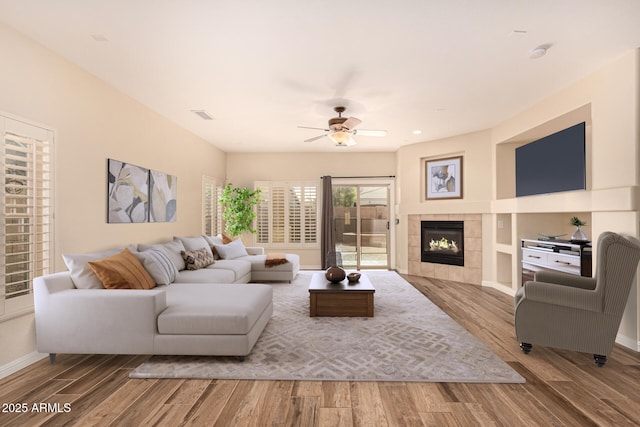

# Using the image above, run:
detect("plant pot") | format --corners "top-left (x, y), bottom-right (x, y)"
top-left (571, 226), bottom-right (588, 241)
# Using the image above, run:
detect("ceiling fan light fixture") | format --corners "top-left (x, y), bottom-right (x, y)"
top-left (329, 131), bottom-right (351, 144)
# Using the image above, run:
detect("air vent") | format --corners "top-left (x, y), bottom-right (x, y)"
top-left (191, 110), bottom-right (215, 120)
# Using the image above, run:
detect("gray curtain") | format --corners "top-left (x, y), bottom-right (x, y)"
top-left (320, 176), bottom-right (336, 269)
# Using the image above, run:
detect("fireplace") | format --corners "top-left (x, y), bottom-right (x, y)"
top-left (421, 221), bottom-right (464, 266)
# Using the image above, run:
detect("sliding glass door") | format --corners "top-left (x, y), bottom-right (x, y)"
top-left (333, 185), bottom-right (390, 269)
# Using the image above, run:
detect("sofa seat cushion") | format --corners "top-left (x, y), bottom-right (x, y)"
top-left (159, 283), bottom-right (272, 335)
top-left (174, 268), bottom-right (236, 284)
top-left (237, 254), bottom-right (300, 272)
top-left (206, 259), bottom-right (252, 281)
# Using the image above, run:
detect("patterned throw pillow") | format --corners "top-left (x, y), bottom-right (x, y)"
top-left (181, 248), bottom-right (215, 270)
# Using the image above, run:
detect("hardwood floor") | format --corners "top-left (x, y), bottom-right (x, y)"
top-left (2, 274), bottom-right (640, 426)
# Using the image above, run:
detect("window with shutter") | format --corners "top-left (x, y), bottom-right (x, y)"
top-left (1, 116), bottom-right (54, 317)
top-left (255, 181), bottom-right (320, 248)
top-left (202, 176), bottom-right (223, 236)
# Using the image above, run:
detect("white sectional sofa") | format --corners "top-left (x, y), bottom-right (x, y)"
top-left (34, 235), bottom-right (300, 362)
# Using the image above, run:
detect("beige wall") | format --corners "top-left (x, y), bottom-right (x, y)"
top-left (0, 23), bottom-right (226, 368)
top-left (488, 49), bottom-right (640, 348)
top-left (394, 130), bottom-right (493, 273)
top-left (226, 152), bottom-right (396, 268)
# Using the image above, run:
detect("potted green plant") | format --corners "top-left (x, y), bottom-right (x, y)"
top-left (219, 183), bottom-right (262, 237)
top-left (569, 216), bottom-right (588, 241)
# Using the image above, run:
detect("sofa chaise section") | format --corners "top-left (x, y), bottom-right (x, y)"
top-left (34, 272), bottom-right (273, 361)
top-left (155, 283), bottom-right (273, 357)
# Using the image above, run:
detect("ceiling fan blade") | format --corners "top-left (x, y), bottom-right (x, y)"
top-left (298, 125), bottom-right (330, 131)
top-left (354, 129), bottom-right (387, 137)
top-left (304, 134), bottom-right (328, 143)
top-left (341, 117), bottom-right (362, 130)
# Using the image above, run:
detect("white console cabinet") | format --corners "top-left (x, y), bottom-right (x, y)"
top-left (521, 239), bottom-right (592, 286)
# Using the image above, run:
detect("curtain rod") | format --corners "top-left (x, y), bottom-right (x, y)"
top-left (321, 175), bottom-right (395, 179)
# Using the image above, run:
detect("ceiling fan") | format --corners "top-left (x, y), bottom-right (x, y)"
top-left (298, 106), bottom-right (387, 147)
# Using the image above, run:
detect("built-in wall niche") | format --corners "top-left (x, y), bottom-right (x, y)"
top-left (517, 212), bottom-right (593, 242)
top-left (496, 213), bottom-right (512, 245)
top-left (496, 252), bottom-right (513, 287)
top-left (496, 104), bottom-right (592, 200)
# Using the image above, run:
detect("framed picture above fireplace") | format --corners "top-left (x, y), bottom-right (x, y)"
top-left (424, 155), bottom-right (463, 200)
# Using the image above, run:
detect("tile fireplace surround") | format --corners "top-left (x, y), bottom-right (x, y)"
top-left (408, 214), bottom-right (482, 285)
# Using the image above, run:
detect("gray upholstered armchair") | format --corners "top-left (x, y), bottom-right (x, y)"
top-left (515, 231), bottom-right (640, 367)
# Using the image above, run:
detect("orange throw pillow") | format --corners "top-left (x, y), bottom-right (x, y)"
top-left (221, 232), bottom-right (236, 244)
top-left (89, 248), bottom-right (156, 290)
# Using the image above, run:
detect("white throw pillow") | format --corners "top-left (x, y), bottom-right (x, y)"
top-left (62, 248), bottom-right (125, 289)
top-left (134, 248), bottom-right (179, 285)
top-left (212, 238), bottom-right (249, 260)
top-left (203, 235), bottom-right (224, 259)
top-left (137, 240), bottom-right (186, 271)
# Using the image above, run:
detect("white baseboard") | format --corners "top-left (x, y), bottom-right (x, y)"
top-left (615, 334), bottom-right (640, 352)
top-left (482, 280), bottom-right (517, 297)
top-left (0, 351), bottom-right (48, 380)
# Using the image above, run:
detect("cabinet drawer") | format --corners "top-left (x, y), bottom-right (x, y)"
top-left (548, 253), bottom-right (581, 272)
top-left (522, 248), bottom-right (547, 265)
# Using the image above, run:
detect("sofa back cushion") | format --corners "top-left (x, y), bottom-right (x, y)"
top-left (174, 236), bottom-right (215, 259)
top-left (62, 247), bottom-right (125, 289)
top-left (134, 248), bottom-right (179, 285)
top-left (88, 248), bottom-right (156, 290)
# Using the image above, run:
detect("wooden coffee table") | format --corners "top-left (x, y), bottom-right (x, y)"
top-left (308, 272), bottom-right (375, 317)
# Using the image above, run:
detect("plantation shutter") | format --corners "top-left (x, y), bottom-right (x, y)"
top-left (255, 181), bottom-right (319, 247)
top-left (271, 186), bottom-right (286, 244)
top-left (289, 187), bottom-right (301, 243)
top-left (256, 185), bottom-right (270, 244)
top-left (304, 185), bottom-right (318, 244)
top-left (1, 116), bottom-right (54, 315)
top-left (202, 176), bottom-right (223, 236)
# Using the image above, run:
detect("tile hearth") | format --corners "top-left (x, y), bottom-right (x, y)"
top-left (408, 214), bottom-right (482, 285)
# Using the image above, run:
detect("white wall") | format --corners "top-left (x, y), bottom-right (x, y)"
top-left (0, 23), bottom-right (226, 368)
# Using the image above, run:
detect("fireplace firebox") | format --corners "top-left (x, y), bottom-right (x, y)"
top-left (421, 221), bottom-right (464, 266)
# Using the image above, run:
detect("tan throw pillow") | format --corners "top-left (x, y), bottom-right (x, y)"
top-left (181, 247), bottom-right (215, 270)
top-left (221, 232), bottom-right (236, 244)
top-left (88, 248), bottom-right (156, 290)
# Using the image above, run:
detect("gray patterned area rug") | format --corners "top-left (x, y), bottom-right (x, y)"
top-left (130, 271), bottom-right (524, 383)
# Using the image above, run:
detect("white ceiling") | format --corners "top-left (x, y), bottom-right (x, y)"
top-left (1, 1), bottom-right (640, 153)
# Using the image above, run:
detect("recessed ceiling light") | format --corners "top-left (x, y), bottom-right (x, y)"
top-left (529, 44), bottom-right (551, 59)
top-left (191, 110), bottom-right (215, 120)
top-left (412, 130), bottom-right (422, 135)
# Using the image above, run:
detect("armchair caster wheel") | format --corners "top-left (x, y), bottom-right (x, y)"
top-left (520, 343), bottom-right (532, 354)
top-left (593, 354), bottom-right (607, 367)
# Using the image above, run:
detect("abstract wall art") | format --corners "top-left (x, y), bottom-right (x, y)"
top-left (149, 170), bottom-right (177, 222)
top-left (107, 159), bottom-right (149, 223)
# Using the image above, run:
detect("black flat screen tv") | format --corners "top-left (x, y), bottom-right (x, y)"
top-left (515, 122), bottom-right (586, 197)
